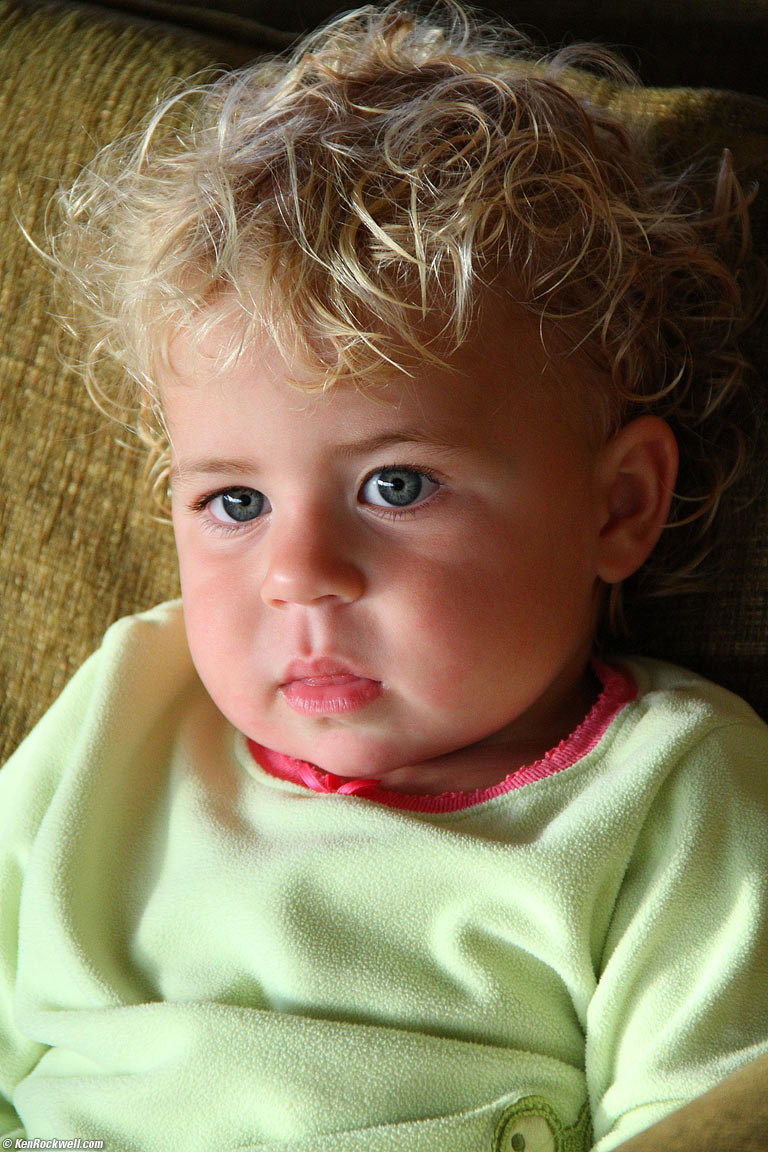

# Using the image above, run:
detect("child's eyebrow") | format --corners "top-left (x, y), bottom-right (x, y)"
top-left (335, 429), bottom-right (459, 458)
top-left (170, 431), bottom-right (460, 483)
top-left (169, 458), bottom-right (257, 484)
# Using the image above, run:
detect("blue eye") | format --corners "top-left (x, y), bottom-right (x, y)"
top-left (360, 467), bottom-right (439, 508)
top-left (207, 487), bottom-right (269, 524)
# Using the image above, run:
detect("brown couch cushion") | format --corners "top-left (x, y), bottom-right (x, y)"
top-left (0, 0), bottom-right (240, 765)
top-left (101, 0), bottom-right (768, 97)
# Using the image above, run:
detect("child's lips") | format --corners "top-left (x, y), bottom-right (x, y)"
top-left (280, 659), bottom-right (382, 715)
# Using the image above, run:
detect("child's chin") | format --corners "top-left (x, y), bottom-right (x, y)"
top-left (276, 732), bottom-right (413, 781)
top-left (304, 747), bottom-right (398, 781)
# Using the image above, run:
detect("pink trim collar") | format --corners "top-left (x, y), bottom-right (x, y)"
top-left (247, 659), bottom-right (637, 813)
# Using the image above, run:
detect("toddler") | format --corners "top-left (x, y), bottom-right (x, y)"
top-left (2, 4), bottom-right (768, 1150)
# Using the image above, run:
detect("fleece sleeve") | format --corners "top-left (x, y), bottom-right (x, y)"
top-left (585, 717), bottom-right (768, 1151)
top-left (0, 646), bottom-right (105, 1138)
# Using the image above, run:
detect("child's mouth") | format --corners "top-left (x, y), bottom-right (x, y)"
top-left (280, 660), bottom-right (382, 715)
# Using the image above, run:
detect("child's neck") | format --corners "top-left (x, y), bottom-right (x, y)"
top-left (374, 664), bottom-right (602, 795)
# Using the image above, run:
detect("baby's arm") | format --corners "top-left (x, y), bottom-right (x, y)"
top-left (0, 651), bottom-right (104, 1137)
top-left (0, 750), bottom-right (51, 1137)
top-left (586, 717), bottom-right (768, 1150)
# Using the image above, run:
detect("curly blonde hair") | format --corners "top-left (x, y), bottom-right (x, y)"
top-left (48, 0), bottom-right (765, 628)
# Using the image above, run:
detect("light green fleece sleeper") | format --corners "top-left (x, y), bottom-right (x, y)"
top-left (2, 601), bottom-right (768, 1152)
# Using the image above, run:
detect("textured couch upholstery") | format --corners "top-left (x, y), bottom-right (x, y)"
top-left (1, 2), bottom-right (767, 1146)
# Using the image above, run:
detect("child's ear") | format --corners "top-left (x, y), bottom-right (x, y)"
top-left (595, 416), bottom-right (679, 585)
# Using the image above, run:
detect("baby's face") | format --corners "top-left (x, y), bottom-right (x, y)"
top-left (164, 316), bottom-right (607, 785)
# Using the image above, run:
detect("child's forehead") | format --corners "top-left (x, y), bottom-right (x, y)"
top-left (159, 304), bottom-right (605, 448)
top-left (165, 300), bottom-right (581, 388)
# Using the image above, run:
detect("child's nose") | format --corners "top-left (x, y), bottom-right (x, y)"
top-left (260, 514), bottom-right (366, 608)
